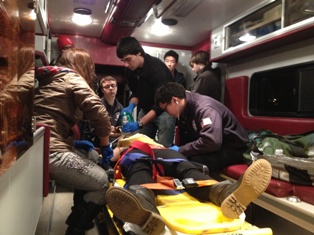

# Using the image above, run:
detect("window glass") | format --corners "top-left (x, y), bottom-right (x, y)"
top-left (285, 0), bottom-right (314, 26)
top-left (249, 62), bottom-right (314, 117)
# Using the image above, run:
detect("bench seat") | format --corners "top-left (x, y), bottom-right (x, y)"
top-left (221, 164), bottom-right (294, 197)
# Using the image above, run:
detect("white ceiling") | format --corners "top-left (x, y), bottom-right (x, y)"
top-left (47, 0), bottom-right (265, 47)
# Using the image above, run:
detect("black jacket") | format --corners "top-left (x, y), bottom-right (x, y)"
top-left (178, 92), bottom-right (248, 157)
top-left (126, 53), bottom-right (173, 115)
top-left (190, 65), bottom-right (221, 101)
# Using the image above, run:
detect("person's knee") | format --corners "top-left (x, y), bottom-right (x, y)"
top-left (85, 174), bottom-right (109, 205)
top-left (124, 162), bottom-right (152, 178)
top-left (175, 161), bottom-right (200, 178)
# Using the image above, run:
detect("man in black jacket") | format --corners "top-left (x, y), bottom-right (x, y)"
top-left (117, 36), bottom-right (176, 147)
top-left (164, 50), bottom-right (187, 88)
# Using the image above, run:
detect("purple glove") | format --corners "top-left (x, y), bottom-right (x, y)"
top-left (169, 145), bottom-right (179, 152)
top-left (100, 145), bottom-right (114, 166)
top-left (74, 140), bottom-right (94, 152)
top-left (121, 102), bottom-right (136, 115)
top-left (122, 121), bottom-right (139, 132)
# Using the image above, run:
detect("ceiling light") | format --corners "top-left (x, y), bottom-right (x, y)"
top-left (239, 33), bottom-right (256, 42)
top-left (151, 20), bottom-right (172, 36)
top-left (71, 8), bottom-right (92, 26)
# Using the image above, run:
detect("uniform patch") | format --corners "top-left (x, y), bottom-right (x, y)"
top-left (201, 117), bottom-right (212, 128)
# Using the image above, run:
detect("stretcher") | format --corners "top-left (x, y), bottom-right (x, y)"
top-left (99, 134), bottom-right (273, 235)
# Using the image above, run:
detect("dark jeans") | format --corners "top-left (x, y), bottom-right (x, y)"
top-left (121, 148), bottom-right (216, 201)
top-left (138, 109), bottom-right (176, 147)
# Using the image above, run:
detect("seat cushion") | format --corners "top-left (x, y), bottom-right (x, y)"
top-left (293, 185), bottom-right (314, 205)
top-left (221, 164), bottom-right (293, 197)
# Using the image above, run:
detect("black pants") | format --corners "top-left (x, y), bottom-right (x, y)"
top-left (189, 148), bottom-right (246, 178)
top-left (122, 148), bottom-right (215, 201)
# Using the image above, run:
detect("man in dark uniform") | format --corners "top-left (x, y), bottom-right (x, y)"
top-left (156, 82), bottom-right (248, 176)
top-left (116, 36), bottom-right (176, 147)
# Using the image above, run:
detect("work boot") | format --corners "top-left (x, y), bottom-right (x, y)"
top-left (105, 185), bottom-right (165, 235)
top-left (65, 201), bottom-right (103, 235)
top-left (209, 159), bottom-right (271, 219)
top-left (65, 190), bottom-right (94, 230)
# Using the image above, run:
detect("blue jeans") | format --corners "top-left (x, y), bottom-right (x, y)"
top-left (138, 109), bottom-right (176, 147)
top-left (49, 151), bottom-right (108, 205)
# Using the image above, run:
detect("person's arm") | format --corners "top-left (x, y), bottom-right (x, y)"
top-left (99, 136), bottom-right (110, 147)
top-left (138, 109), bottom-right (157, 126)
top-left (111, 147), bottom-right (128, 162)
top-left (178, 108), bottom-right (223, 156)
top-left (110, 126), bottom-right (122, 138)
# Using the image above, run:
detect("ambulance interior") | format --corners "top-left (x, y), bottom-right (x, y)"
top-left (1, 0), bottom-right (314, 234)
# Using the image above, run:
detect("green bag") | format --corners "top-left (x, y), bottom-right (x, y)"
top-left (244, 129), bottom-right (314, 158)
top-left (244, 130), bottom-right (314, 186)
top-left (252, 133), bottom-right (312, 158)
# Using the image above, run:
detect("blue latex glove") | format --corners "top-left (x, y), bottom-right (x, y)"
top-left (122, 121), bottom-right (139, 132)
top-left (169, 145), bottom-right (179, 152)
top-left (100, 145), bottom-right (114, 165)
top-left (5, 140), bottom-right (28, 151)
top-left (74, 140), bottom-right (95, 152)
top-left (121, 102), bottom-right (136, 115)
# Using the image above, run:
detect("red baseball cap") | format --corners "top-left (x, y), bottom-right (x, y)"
top-left (57, 35), bottom-right (74, 51)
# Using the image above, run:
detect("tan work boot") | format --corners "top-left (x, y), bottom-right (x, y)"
top-left (209, 159), bottom-right (272, 219)
top-left (105, 185), bottom-right (165, 235)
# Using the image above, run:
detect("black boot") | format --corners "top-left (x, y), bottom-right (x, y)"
top-left (65, 201), bottom-right (103, 235)
top-left (209, 159), bottom-right (271, 219)
top-left (65, 190), bottom-right (94, 230)
top-left (105, 185), bottom-right (165, 235)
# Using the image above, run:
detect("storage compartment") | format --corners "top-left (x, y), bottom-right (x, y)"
top-left (224, 1), bottom-right (282, 50)
top-left (211, 0), bottom-right (314, 62)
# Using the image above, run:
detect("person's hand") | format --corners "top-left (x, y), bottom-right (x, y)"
top-left (5, 140), bottom-right (28, 152)
top-left (100, 145), bottom-right (114, 165)
top-left (74, 140), bottom-right (95, 152)
top-left (121, 102), bottom-right (136, 114)
top-left (122, 121), bottom-right (139, 132)
top-left (169, 145), bottom-right (179, 152)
